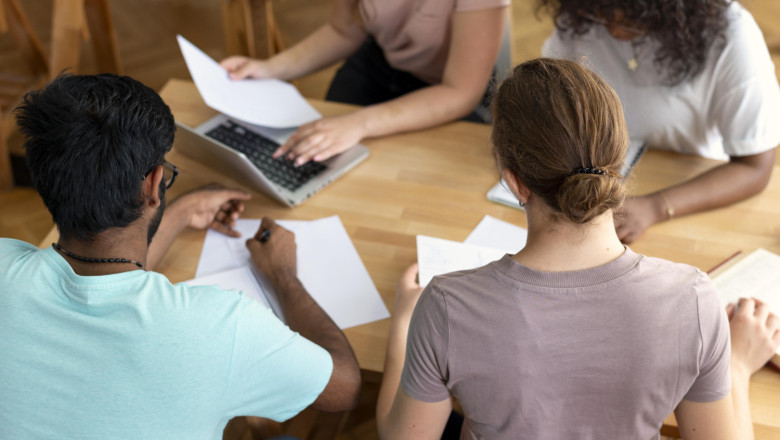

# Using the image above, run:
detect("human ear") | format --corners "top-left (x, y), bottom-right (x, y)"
top-left (502, 168), bottom-right (531, 205)
top-left (142, 165), bottom-right (164, 208)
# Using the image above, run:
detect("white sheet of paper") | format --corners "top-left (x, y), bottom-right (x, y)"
top-left (195, 216), bottom-right (389, 329)
top-left (177, 35), bottom-right (321, 128)
top-left (712, 248), bottom-right (780, 357)
top-left (464, 215), bottom-right (527, 254)
top-left (184, 265), bottom-right (278, 311)
top-left (417, 235), bottom-right (506, 287)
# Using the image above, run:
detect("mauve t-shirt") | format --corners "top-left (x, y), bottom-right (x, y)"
top-left (358, 0), bottom-right (510, 84)
top-left (401, 247), bottom-right (731, 440)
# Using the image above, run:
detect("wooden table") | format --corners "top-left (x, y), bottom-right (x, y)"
top-left (43, 78), bottom-right (780, 437)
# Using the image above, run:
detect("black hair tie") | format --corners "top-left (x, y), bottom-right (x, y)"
top-left (568, 167), bottom-right (606, 178)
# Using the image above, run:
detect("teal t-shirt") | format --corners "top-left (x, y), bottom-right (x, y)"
top-left (0, 238), bottom-right (332, 439)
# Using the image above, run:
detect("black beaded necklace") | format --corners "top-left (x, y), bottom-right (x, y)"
top-left (52, 243), bottom-right (144, 269)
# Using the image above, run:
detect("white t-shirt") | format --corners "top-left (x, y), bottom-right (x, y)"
top-left (542, 2), bottom-right (780, 160)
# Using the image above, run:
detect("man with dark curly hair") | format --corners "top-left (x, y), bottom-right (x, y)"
top-left (0, 74), bottom-right (360, 438)
top-left (539, 0), bottom-right (780, 243)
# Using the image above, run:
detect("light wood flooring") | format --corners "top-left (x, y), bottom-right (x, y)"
top-left (1, 1), bottom-right (779, 439)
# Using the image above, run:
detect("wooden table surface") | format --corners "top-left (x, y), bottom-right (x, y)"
top-left (42, 78), bottom-right (780, 437)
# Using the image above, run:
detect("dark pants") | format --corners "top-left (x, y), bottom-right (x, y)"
top-left (326, 38), bottom-right (489, 123)
top-left (441, 410), bottom-right (465, 439)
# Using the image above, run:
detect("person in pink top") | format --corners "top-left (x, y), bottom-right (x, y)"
top-left (220, 0), bottom-right (509, 166)
top-left (376, 58), bottom-right (780, 439)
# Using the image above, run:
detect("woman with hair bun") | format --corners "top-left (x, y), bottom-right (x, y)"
top-left (376, 58), bottom-right (780, 440)
top-left (539, 0), bottom-right (780, 243)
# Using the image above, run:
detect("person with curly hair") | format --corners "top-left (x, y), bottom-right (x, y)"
top-left (539, 0), bottom-right (780, 243)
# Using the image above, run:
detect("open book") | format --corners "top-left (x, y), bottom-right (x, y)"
top-left (710, 248), bottom-right (780, 370)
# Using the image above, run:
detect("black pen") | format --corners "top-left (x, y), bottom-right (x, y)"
top-left (258, 229), bottom-right (271, 243)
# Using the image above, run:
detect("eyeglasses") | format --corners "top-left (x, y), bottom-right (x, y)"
top-left (577, 10), bottom-right (645, 36)
top-left (143, 160), bottom-right (179, 190)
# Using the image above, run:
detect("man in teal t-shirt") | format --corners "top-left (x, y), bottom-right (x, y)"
top-left (0, 74), bottom-right (360, 439)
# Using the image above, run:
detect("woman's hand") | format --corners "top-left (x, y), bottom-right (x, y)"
top-left (220, 56), bottom-right (276, 80)
top-left (615, 194), bottom-right (667, 243)
top-left (728, 298), bottom-right (780, 378)
top-left (394, 263), bottom-right (425, 320)
top-left (273, 113), bottom-right (367, 165)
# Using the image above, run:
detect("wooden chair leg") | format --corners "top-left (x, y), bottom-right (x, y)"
top-left (221, 0), bottom-right (283, 59)
top-left (2, 0), bottom-right (48, 75)
top-left (0, 130), bottom-right (13, 190)
top-left (221, 0), bottom-right (253, 57)
top-left (84, 0), bottom-right (122, 74)
top-left (49, 0), bottom-right (85, 78)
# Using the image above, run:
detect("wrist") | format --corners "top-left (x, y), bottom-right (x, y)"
top-left (265, 56), bottom-right (286, 79)
top-left (268, 270), bottom-right (300, 292)
top-left (166, 194), bottom-right (197, 227)
top-left (349, 107), bottom-right (374, 139)
top-left (654, 191), bottom-right (675, 221)
top-left (730, 358), bottom-right (754, 383)
top-left (649, 192), bottom-right (671, 223)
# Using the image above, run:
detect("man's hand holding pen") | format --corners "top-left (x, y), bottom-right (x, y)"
top-left (246, 217), bottom-right (298, 288)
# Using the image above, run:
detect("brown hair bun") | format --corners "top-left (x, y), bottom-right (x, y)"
top-left (491, 58), bottom-right (628, 224)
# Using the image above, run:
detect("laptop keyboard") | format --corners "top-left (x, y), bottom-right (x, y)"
top-left (205, 120), bottom-right (327, 191)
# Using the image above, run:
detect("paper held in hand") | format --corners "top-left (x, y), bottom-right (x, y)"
top-left (710, 248), bottom-right (780, 369)
top-left (176, 35), bottom-right (321, 128)
top-left (417, 215), bottom-right (528, 287)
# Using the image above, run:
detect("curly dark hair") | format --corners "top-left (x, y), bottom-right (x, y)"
top-left (536, 0), bottom-right (731, 84)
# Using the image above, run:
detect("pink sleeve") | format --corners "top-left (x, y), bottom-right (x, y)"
top-left (683, 274), bottom-right (732, 402)
top-left (400, 284), bottom-right (452, 402)
top-left (456, 0), bottom-right (510, 12)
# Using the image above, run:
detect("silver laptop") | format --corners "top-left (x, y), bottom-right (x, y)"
top-left (174, 115), bottom-right (369, 207)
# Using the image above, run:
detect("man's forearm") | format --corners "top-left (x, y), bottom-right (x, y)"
top-left (270, 274), bottom-right (361, 410)
top-left (272, 275), bottom-right (350, 355)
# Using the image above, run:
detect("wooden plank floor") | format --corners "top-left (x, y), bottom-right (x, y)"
top-left (1, 1), bottom-right (779, 439)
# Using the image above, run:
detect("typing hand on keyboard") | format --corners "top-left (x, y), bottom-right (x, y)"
top-left (273, 113), bottom-right (365, 166)
top-left (206, 120), bottom-right (327, 192)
